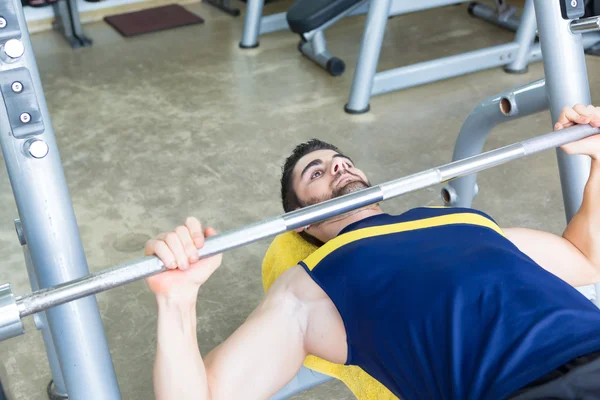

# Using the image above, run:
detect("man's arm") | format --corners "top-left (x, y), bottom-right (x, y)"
top-left (154, 278), bottom-right (308, 400)
top-left (203, 274), bottom-right (308, 399)
top-left (153, 296), bottom-right (208, 400)
top-left (504, 105), bottom-right (600, 287)
top-left (146, 218), bottom-right (307, 400)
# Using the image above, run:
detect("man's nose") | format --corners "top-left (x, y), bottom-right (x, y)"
top-left (331, 159), bottom-right (347, 175)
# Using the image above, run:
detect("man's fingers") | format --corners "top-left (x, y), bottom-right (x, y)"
top-left (164, 232), bottom-right (190, 270)
top-left (558, 106), bottom-right (589, 127)
top-left (145, 239), bottom-right (176, 269)
top-left (185, 217), bottom-right (204, 248)
top-left (572, 104), bottom-right (600, 127)
top-left (590, 105), bottom-right (600, 127)
top-left (204, 226), bottom-right (218, 238)
top-left (175, 225), bottom-right (199, 264)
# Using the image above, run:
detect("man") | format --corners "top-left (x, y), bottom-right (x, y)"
top-left (145, 104), bottom-right (600, 400)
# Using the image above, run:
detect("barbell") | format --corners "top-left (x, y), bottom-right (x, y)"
top-left (1, 124), bottom-right (599, 342)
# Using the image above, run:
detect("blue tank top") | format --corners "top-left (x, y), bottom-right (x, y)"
top-left (299, 207), bottom-right (600, 400)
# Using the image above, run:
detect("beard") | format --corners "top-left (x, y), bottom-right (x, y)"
top-left (300, 173), bottom-right (371, 208)
top-left (332, 179), bottom-right (370, 198)
top-left (297, 173), bottom-right (373, 235)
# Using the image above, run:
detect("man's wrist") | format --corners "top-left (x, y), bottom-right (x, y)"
top-left (156, 291), bottom-right (199, 311)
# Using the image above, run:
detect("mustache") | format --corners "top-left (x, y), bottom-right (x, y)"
top-left (332, 171), bottom-right (362, 187)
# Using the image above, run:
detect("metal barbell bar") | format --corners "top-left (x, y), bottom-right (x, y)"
top-left (1, 124), bottom-right (600, 341)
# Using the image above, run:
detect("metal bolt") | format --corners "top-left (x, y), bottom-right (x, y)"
top-left (25, 139), bottom-right (49, 159)
top-left (19, 112), bottom-right (31, 124)
top-left (1, 39), bottom-right (24, 63)
top-left (571, 0), bottom-right (578, 7)
top-left (0, 18), bottom-right (7, 29)
top-left (11, 81), bottom-right (22, 93)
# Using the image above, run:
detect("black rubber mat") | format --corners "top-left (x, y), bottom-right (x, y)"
top-left (104, 4), bottom-right (204, 38)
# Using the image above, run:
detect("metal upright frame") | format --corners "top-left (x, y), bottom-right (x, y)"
top-left (0, 0), bottom-right (117, 398)
top-left (443, 1), bottom-right (600, 303)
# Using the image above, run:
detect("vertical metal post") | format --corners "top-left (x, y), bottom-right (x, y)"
top-left (239, 0), bottom-right (264, 48)
top-left (533, 0), bottom-right (599, 304)
top-left (51, 0), bottom-right (92, 49)
top-left (344, 0), bottom-right (392, 114)
top-left (0, 0), bottom-right (120, 398)
top-left (16, 219), bottom-right (67, 398)
top-left (505, 0), bottom-right (537, 73)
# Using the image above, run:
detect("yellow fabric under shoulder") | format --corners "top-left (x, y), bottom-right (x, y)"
top-left (262, 231), bottom-right (398, 400)
top-left (303, 213), bottom-right (505, 270)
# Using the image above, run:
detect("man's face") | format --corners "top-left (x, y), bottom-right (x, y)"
top-left (292, 149), bottom-right (371, 207)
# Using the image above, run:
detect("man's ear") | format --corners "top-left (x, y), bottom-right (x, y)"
top-left (291, 205), bottom-right (310, 233)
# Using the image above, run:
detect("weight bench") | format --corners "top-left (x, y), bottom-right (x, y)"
top-left (238, 0), bottom-right (370, 66)
top-left (286, 0), bottom-right (367, 76)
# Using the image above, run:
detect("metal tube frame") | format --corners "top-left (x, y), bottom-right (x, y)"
top-left (469, 2), bottom-right (522, 32)
top-left (505, 0), bottom-right (538, 73)
top-left (441, 30), bottom-right (600, 214)
top-left (345, 0), bottom-right (539, 113)
top-left (0, 0), bottom-right (119, 398)
top-left (570, 16), bottom-right (600, 34)
top-left (295, 0), bottom-right (366, 76)
top-left (533, 0), bottom-right (600, 304)
top-left (299, 31), bottom-right (346, 76)
top-left (270, 366), bottom-right (333, 400)
top-left (442, 78), bottom-right (548, 208)
top-left (16, 220), bottom-right (68, 397)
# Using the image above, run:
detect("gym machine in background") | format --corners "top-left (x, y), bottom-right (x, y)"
top-left (343, 0), bottom-right (600, 113)
top-left (241, 0), bottom-right (600, 114)
top-left (51, 0), bottom-right (91, 48)
top-left (0, 0), bottom-right (599, 399)
top-left (21, 0), bottom-right (92, 48)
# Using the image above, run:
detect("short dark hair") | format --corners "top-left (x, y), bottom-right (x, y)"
top-left (280, 139), bottom-right (340, 247)
top-left (280, 139), bottom-right (340, 213)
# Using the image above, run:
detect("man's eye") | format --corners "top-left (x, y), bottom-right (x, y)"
top-left (311, 170), bottom-right (323, 179)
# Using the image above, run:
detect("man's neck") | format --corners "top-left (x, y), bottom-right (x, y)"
top-left (317, 205), bottom-right (384, 242)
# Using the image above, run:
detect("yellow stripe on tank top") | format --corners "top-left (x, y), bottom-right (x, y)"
top-left (302, 213), bottom-right (506, 271)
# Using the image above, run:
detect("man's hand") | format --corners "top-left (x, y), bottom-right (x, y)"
top-left (145, 217), bottom-right (223, 301)
top-left (557, 104), bottom-right (600, 160)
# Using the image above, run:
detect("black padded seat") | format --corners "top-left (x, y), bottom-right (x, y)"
top-left (287, 0), bottom-right (364, 34)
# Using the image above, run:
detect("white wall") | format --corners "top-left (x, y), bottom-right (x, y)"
top-left (24, 0), bottom-right (149, 22)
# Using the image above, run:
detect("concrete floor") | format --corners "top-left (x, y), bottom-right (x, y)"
top-left (1, 0), bottom-right (600, 399)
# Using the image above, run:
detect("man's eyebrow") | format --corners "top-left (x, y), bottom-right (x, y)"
top-left (301, 159), bottom-right (322, 179)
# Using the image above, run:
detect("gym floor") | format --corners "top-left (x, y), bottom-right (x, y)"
top-left (1, 0), bottom-right (599, 399)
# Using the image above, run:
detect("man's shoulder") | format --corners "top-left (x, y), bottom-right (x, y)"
top-left (268, 265), bottom-right (330, 303)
